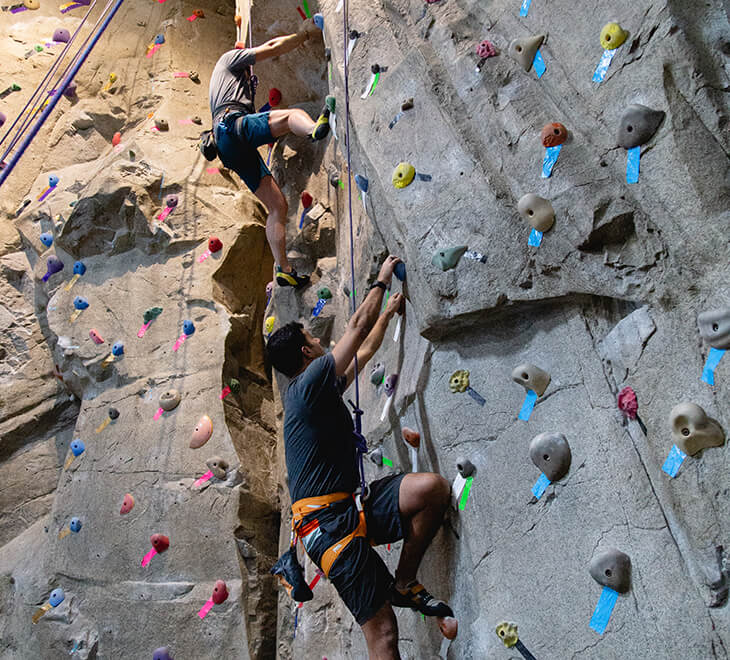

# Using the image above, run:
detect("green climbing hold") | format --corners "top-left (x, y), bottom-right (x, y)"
top-left (431, 246), bottom-right (468, 271)
top-left (229, 378), bottom-right (241, 394)
top-left (12, 83), bottom-right (21, 91)
top-left (143, 306), bottom-right (163, 323)
top-left (317, 286), bottom-right (332, 300)
top-left (325, 95), bottom-right (336, 114)
top-left (35, 45), bottom-right (44, 52)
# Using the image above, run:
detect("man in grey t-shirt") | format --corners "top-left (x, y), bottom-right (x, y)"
top-left (209, 19), bottom-right (334, 290)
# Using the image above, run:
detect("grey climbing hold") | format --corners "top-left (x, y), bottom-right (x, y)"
top-left (529, 432), bottom-right (571, 481)
top-left (108, 407), bottom-right (120, 420)
top-left (431, 246), bottom-right (468, 272)
top-left (669, 402), bottom-right (725, 456)
top-left (511, 363), bottom-right (551, 397)
top-left (589, 548), bottom-right (631, 593)
top-left (697, 308), bottom-right (730, 350)
top-left (517, 194), bottom-right (555, 232)
top-left (617, 104), bottom-right (665, 149)
top-left (508, 34), bottom-right (544, 72)
top-left (159, 389), bottom-right (181, 411)
top-left (456, 458), bottom-right (475, 478)
top-left (369, 447), bottom-right (383, 466)
top-left (384, 374), bottom-right (398, 396)
top-left (370, 362), bottom-right (385, 385)
top-left (154, 118), bottom-right (169, 131)
top-left (206, 456), bottom-right (229, 479)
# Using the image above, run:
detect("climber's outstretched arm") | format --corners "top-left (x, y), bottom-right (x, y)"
top-left (243, 19), bottom-right (320, 61)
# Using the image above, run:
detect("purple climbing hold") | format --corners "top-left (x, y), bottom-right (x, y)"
top-left (42, 256), bottom-right (64, 282)
top-left (53, 28), bottom-right (71, 43)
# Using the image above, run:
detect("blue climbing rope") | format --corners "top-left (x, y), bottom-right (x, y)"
top-left (341, 0), bottom-right (368, 495)
top-left (0, 0), bottom-right (126, 188)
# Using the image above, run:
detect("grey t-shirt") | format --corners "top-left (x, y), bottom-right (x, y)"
top-left (284, 353), bottom-right (359, 503)
top-left (208, 48), bottom-right (256, 118)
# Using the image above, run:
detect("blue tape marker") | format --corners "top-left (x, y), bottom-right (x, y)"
top-left (532, 472), bottom-right (551, 498)
top-left (542, 145), bottom-right (562, 178)
top-left (532, 49), bottom-right (546, 78)
top-left (312, 298), bottom-right (327, 317)
top-left (298, 207), bottom-right (308, 229)
top-left (519, 0), bottom-right (531, 16)
top-left (662, 444), bottom-right (687, 478)
top-left (592, 49), bottom-right (617, 83)
top-left (626, 146), bottom-right (640, 184)
top-left (518, 389), bottom-right (538, 420)
top-left (528, 228), bottom-right (543, 247)
top-left (416, 172), bottom-right (432, 182)
top-left (258, 102), bottom-right (271, 113)
top-left (589, 586), bottom-right (618, 634)
top-left (466, 387), bottom-right (486, 406)
top-left (702, 347), bottom-right (726, 385)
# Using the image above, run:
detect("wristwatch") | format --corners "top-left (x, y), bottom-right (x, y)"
top-left (369, 280), bottom-right (387, 292)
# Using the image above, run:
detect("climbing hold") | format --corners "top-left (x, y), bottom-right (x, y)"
top-left (438, 617), bottom-right (458, 640)
top-left (476, 40), bottom-right (497, 59)
top-left (369, 448), bottom-right (384, 466)
top-left (600, 22), bottom-right (628, 50)
top-left (313, 13), bottom-right (324, 30)
top-left (150, 534), bottom-right (170, 553)
top-left (617, 104), bottom-right (665, 149)
top-left (540, 122), bottom-right (568, 148)
top-left (73, 296), bottom-right (89, 310)
top-left (384, 374), bottom-right (398, 397)
top-left (39, 232), bottom-right (53, 247)
top-left (698, 308), bottom-right (730, 349)
top-left (529, 432), bottom-right (571, 481)
top-left (165, 194), bottom-right (178, 208)
top-left (456, 458), bottom-right (475, 478)
top-left (192, 116), bottom-right (202, 124)
top-left (212, 580), bottom-right (229, 605)
top-left (669, 402), bottom-right (725, 456)
top-left (153, 647), bottom-right (173, 660)
top-left (182, 320), bottom-right (195, 336)
top-left (511, 363), bottom-right (551, 397)
top-left (208, 237), bottom-right (223, 253)
top-left (589, 548), bottom-right (631, 593)
top-left (112, 132), bottom-right (121, 146)
top-left (154, 34), bottom-right (165, 45)
top-left (48, 175), bottom-right (59, 188)
top-left (392, 162), bottom-right (415, 188)
top-left (370, 363), bottom-right (385, 385)
top-left (89, 329), bottom-right (104, 344)
top-left (301, 191), bottom-right (313, 209)
top-left (317, 286), bottom-right (332, 300)
top-left (63, 82), bottom-right (77, 98)
top-left (0, 112), bottom-right (5, 128)
top-left (402, 428), bottom-right (420, 449)
top-left (449, 370), bottom-right (470, 393)
top-left (111, 341), bottom-right (124, 357)
top-left (120, 493), bottom-right (135, 514)
top-left (24, 0), bottom-right (40, 9)
top-left (431, 246), bottom-right (468, 272)
top-left (264, 316), bottom-right (275, 336)
top-left (617, 386), bottom-right (638, 418)
top-left (329, 173), bottom-right (340, 188)
top-left (508, 34), bottom-right (544, 71)
top-left (354, 174), bottom-right (369, 193)
top-left (48, 588), bottom-right (65, 607)
top-left (72, 261), bottom-right (86, 276)
top-left (517, 194), bottom-right (555, 232)
top-left (154, 119), bottom-right (169, 131)
top-left (206, 456), bottom-right (229, 479)
top-left (53, 28), bottom-right (71, 43)
top-left (269, 88), bottom-right (282, 107)
top-left (229, 379), bottom-right (241, 394)
top-left (193, 9), bottom-right (204, 17)
top-left (190, 415), bottom-right (213, 449)
top-left (393, 261), bottom-right (406, 281)
top-left (70, 439), bottom-right (85, 456)
top-left (69, 517), bottom-right (82, 533)
top-left (234, 14), bottom-right (242, 27)
top-left (496, 621), bottom-right (519, 647)
top-left (143, 307), bottom-right (163, 324)
top-left (159, 389), bottom-right (181, 411)
top-left (42, 256), bottom-right (64, 282)
top-left (109, 407), bottom-right (120, 420)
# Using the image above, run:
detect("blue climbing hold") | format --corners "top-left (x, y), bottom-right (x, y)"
top-left (73, 296), bottom-right (89, 310)
top-left (69, 517), bottom-right (82, 533)
top-left (394, 262), bottom-right (406, 282)
top-left (354, 174), bottom-right (369, 193)
top-left (154, 34), bottom-right (165, 45)
top-left (313, 13), bottom-right (324, 30)
top-left (39, 232), bottom-right (53, 247)
top-left (73, 261), bottom-right (86, 276)
top-left (182, 320), bottom-right (195, 336)
top-left (70, 439), bottom-right (85, 456)
top-left (48, 175), bottom-right (59, 187)
top-left (112, 341), bottom-right (124, 357)
top-left (49, 589), bottom-right (65, 607)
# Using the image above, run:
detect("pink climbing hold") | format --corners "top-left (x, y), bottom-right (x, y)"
top-left (617, 386), bottom-right (638, 419)
top-left (476, 40), bottom-right (497, 59)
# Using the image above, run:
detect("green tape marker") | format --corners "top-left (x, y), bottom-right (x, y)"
top-left (302, 0), bottom-right (312, 18)
top-left (338, 179), bottom-right (345, 190)
top-left (458, 476), bottom-right (473, 510)
top-left (369, 72), bottom-right (380, 96)
top-left (383, 457), bottom-right (393, 467)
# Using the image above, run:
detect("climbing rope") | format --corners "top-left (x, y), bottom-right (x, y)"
top-left (0, 0), bottom-right (125, 188)
top-left (341, 0), bottom-right (368, 495)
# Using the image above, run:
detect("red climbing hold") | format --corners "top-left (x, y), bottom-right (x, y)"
top-left (112, 132), bottom-right (121, 146)
top-left (212, 580), bottom-right (229, 605)
top-left (617, 386), bottom-right (638, 420)
top-left (208, 237), bottom-right (223, 253)
top-left (438, 616), bottom-right (458, 640)
top-left (269, 88), bottom-right (282, 107)
top-left (150, 534), bottom-right (170, 553)
top-left (402, 428), bottom-right (421, 449)
top-left (476, 40), bottom-right (497, 59)
top-left (301, 191), bottom-right (313, 209)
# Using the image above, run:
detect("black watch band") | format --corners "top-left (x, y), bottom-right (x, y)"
top-left (369, 280), bottom-right (387, 292)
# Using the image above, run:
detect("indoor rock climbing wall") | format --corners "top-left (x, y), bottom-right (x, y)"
top-left (0, 0), bottom-right (728, 658)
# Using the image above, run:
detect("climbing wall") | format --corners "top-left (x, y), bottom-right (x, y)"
top-left (269, 0), bottom-right (730, 658)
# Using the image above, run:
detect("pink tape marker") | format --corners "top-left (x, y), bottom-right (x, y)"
top-left (174, 72), bottom-right (190, 78)
top-left (187, 13), bottom-right (199, 21)
top-left (198, 599), bottom-right (215, 619)
top-left (138, 321), bottom-right (152, 338)
top-left (206, 167), bottom-right (219, 174)
top-left (156, 205), bottom-right (173, 222)
top-left (146, 44), bottom-right (161, 58)
top-left (178, 118), bottom-right (194, 125)
top-left (220, 386), bottom-right (231, 400)
top-left (193, 470), bottom-right (214, 487)
top-left (172, 333), bottom-right (187, 352)
top-left (153, 407), bottom-right (164, 420)
top-left (141, 548), bottom-right (158, 567)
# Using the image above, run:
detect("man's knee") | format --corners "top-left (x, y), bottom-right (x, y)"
top-left (365, 611), bottom-right (398, 654)
top-left (428, 473), bottom-right (451, 509)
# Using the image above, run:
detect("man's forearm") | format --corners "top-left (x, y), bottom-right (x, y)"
top-left (360, 309), bottom-right (394, 358)
top-left (349, 286), bottom-right (385, 338)
top-left (255, 33), bottom-right (305, 59)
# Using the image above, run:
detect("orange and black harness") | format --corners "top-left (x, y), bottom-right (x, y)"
top-left (291, 491), bottom-right (368, 578)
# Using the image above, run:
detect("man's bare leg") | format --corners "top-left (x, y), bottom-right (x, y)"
top-left (253, 174), bottom-right (290, 272)
top-left (268, 108), bottom-right (316, 138)
top-left (361, 602), bottom-right (401, 660)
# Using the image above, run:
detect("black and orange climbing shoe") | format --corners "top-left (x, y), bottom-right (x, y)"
top-left (311, 96), bottom-right (335, 141)
top-left (390, 581), bottom-right (454, 618)
top-left (276, 266), bottom-right (310, 289)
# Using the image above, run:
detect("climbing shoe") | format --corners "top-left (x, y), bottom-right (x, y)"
top-left (311, 96), bottom-right (335, 141)
top-left (276, 266), bottom-right (310, 289)
top-left (390, 581), bottom-right (454, 618)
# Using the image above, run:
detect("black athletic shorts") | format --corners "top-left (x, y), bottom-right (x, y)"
top-left (299, 473), bottom-right (406, 625)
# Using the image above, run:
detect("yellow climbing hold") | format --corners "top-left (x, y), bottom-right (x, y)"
top-left (600, 23), bottom-right (628, 50)
top-left (495, 621), bottom-right (519, 648)
top-left (449, 370), bottom-right (470, 394)
top-left (391, 162), bottom-right (415, 189)
top-left (264, 316), bottom-right (275, 335)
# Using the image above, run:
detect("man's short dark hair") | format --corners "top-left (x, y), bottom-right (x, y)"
top-left (266, 322), bottom-right (307, 377)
